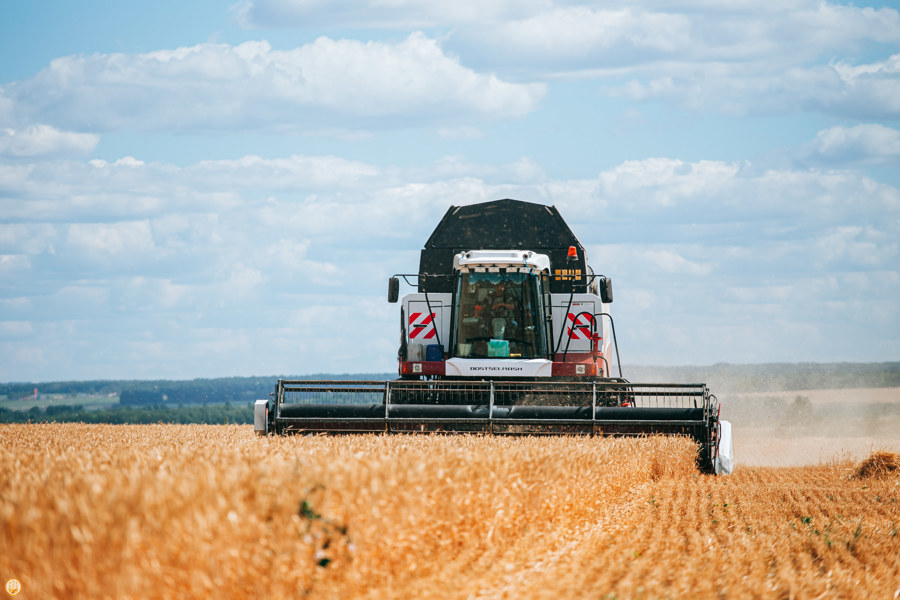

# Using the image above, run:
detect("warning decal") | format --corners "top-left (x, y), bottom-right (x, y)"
top-left (409, 312), bottom-right (437, 340)
top-left (566, 312), bottom-right (594, 340)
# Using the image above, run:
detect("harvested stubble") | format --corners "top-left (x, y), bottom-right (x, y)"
top-left (1, 424), bottom-right (899, 599)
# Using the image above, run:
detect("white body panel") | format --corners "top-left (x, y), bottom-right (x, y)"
top-left (253, 399), bottom-right (268, 435)
top-left (403, 293), bottom-right (452, 354)
top-left (716, 420), bottom-right (734, 475)
top-left (445, 358), bottom-right (553, 377)
top-left (549, 293), bottom-right (611, 357)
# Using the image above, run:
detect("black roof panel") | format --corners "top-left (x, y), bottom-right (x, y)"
top-left (424, 198), bottom-right (582, 250)
top-left (417, 199), bottom-right (589, 293)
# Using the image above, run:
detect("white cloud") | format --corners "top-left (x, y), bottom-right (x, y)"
top-left (596, 158), bottom-right (740, 208)
top-left (402, 155), bottom-right (547, 184)
top-left (111, 277), bottom-right (192, 312)
top-left (0, 125), bottom-right (98, 158)
top-left (590, 244), bottom-right (714, 277)
top-left (800, 124), bottom-right (900, 166)
top-left (0, 34), bottom-right (545, 133)
top-left (640, 248), bottom-right (713, 276)
top-left (89, 156), bottom-right (145, 168)
top-left (562, 156), bottom-right (900, 239)
top-left (265, 239), bottom-right (341, 285)
top-left (565, 3), bottom-right (899, 68)
top-left (615, 52), bottom-right (900, 119)
top-left (66, 221), bottom-right (155, 257)
top-left (482, 7), bottom-right (692, 61)
top-left (447, 2), bottom-right (900, 119)
top-left (245, 1), bottom-right (900, 81)
top-left (0, 254), bottom-right (31, 275)
top-left (813, 226), bottom-right (899, 268)
top-left (225, 263), bottom-right (265, 296)
top-left (0, 223), bottom-right (58, 255)
top-left (188, 154), bottom-right (381, 189)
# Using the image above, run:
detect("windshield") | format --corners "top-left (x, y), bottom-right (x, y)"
top-left (453, 271), bottom-right (547, 359)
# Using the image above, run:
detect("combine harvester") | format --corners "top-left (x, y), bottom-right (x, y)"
top-left (255, 199), bottom-right (733, 474)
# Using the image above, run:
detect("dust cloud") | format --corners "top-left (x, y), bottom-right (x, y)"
top-left (720, 387), bottom-right (900, 467)
top-left (622, 364), bottom-right (900, 467)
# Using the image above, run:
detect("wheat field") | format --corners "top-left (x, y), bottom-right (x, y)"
top-left (1, 423), bottom-right (898, 599)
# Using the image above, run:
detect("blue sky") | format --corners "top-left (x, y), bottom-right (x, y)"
top-left (1, 0), bottom-right (899, 382)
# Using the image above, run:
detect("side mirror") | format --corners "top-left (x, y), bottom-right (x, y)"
top-left (388, 277), bottom-right (400, 303)
top-left (600, 277), bottom-right (613, 303)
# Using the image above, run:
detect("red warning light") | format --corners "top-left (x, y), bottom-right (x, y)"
top-left (566, 246), bottom-right (577, 261)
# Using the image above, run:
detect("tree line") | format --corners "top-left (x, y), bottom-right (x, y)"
top-left (0, 403), bottom-right (253, 425)
top-left (0, 373), bottom-right (392, 406)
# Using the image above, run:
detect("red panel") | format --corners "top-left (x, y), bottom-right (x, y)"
top-left (399, 361), bottom-right (446, 376)
top-left (551, 355), bottom-right (600, 377)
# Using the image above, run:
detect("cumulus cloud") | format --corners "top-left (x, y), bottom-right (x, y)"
top-left (615, 52), bottom-right (900, 118)
top-left (238, 1), bottom-right (900, 121)
top-left (188, 154), bottom-right (381, 189)
top-left (240, 2), bottom-right (900, 69)
top-left (799, 124), bottom-right (900, 166)
top-left (66, 221), bottom-right (156, 259)
top-left (90, 156), bottom-right (145, 168)
top-left (813, 226), bottom-right (899, 268)
top-left (0, 34), bottom-right (545, 133)
top-left (478, 4), bottom-right (899, 120)
top-left (0, 125), bottom-right (98, 158)
top-left (456, 6), bottom-right (694, 71)
top-left (5, 151), bottom-right (896, 270)
top-left (588, 5), bottom-right (900, 119)
top-left (111, 277), bottom-right (191, 312)
top-left (596, 158), bottom-right (740, 208)
top-left (0, 254), bottom-right (31, 275)
top-left (590, 245), bottom-right (714, 278)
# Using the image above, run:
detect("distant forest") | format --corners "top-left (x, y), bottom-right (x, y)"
top-left (0, 373), bottom-right (387, 407)
top-left (0, 373), bottom-right (387, 425)
top-left (1, 362), bottom-right (898, 425)
top-left (0, 403), bottom-right (253, 425)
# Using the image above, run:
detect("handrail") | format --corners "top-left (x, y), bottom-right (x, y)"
top-left (560, 310), bottom-right (596, 362)
top-left (553, 290), bottom-right (575, 356)
top-left (488, 381), bottom-right (495, 433)
top-left (595, 312), bottom-right (623, 378)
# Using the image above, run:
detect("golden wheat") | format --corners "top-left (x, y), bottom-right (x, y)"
top-left (1, 424), bottom-right (898, 599)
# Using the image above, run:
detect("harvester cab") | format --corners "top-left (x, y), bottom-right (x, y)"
top-left (256, 199), bottom-right (734, 475)
top-left (390, 200), bottom-right (618, 381)
top-left (392, 248), bottom-right (613, 380)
